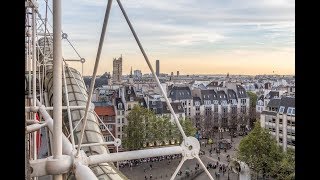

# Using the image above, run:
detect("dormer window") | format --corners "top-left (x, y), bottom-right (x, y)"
top-left (118, 103), bottom-right (122, 109)
top-left (128, 90), bottom-right (131, 94)
top-left (178, 106), bottom-right (181, 110)
top-left (279, 106), bottom-right (285, 114)
top-left (152, 101), bottom-right (156, 105)
top-left (287, 107), bottom-right (295, 116)
top-left (171, 92), bottom-right (174, 95)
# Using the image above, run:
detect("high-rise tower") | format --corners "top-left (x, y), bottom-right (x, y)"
top-left (156, 60), bottom-right (160, 76)
top-left (112, 55), bottom-right (123, 83)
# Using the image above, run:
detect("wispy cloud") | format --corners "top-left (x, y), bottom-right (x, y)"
top-left (37, 0), bottom-right (295, 75)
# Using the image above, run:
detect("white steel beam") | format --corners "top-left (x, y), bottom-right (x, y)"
top-left (52, 0), bottom-right (63, 177)
top-left (88, 146), bottom-right (182, 165)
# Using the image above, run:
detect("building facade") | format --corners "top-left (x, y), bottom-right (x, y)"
top-left (260, 96), bottom-right (295, 151)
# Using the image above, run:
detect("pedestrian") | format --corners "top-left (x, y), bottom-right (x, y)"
top-left (150, 174), bottom-right (152, 179)
top-left (145, 175), bottom-right (147, 180)
top-left (218, 156), bottom-right (220, 161)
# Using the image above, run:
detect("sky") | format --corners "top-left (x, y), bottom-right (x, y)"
top-left (39, 0), bottom-right (295, 76)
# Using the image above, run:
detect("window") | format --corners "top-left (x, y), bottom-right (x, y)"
top-left (214, 106), bottom-right (218, 113)
top-left (279, 119), bottom-right (283, 124)
top-left (178, 106), bottom-right (181, 110)
top-left (279, 106), bottom-right (285, 114)
top-left (195, 101), bottom-right (200, 106)
top-left (117, 118), bottom-right (121, 124)
top-left (152, 101), bottom-right (156, 105)
top-left (272, 118), bottom-right (276, 123)
top-left (279, 129), bottom-right (283, 134)
top-left (118, 135), bottom-right (121, 138)
top-left (122, 118), bottom-right (125, 124)
top-left (118, 103), bottom-right (122, 109)
top-left (128, 90), bottom-right (131, 94)
top-left (279, 138), bottom-right (283, 143)
top-left (287, 107), bottom-right (295, 116)
top-left (196, 107), bottom-right (200, 111)
top-left (118, 127), bottom-right (121, 132)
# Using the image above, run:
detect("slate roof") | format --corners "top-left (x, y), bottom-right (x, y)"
top-left (168, 86), bottom-right (192, 101)
top-left (236, 85), bottom-right (247, 98)
top-left (217, 90), bottom-right (228, 101)
top-left (258, 95), bottom-right (264, 101)
top-left (279, 96), bottom-right (295, 113)
top-left (227, 89), bottom-right (237, 100)
top-left (266, 91), bottom-right (279, 99)
top-left (193, 97), bottom-right (202, 105)
top-left (267, 99), bottom-right (281, 108)
top-left (200, 89), bottom-right (218, 103)
top-left (162, 102), bottom-right (184, 114)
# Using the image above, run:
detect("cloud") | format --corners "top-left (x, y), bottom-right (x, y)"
top-left (36, 0), bottom-right (294, 75)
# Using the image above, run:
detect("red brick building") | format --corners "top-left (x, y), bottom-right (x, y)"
top-left (94, 106), bottom-right (117, 152)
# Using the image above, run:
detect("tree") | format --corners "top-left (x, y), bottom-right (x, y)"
top-left (177, 117), bottom-right (197, 142)
top-left (247, 91), bottom-right (258, 129)
top-left (237, 121), bottom-right (283, 179)
top-left (270, 149), bottom-right (295, 180)
top-left (122, 105), bottom-right (154, 150)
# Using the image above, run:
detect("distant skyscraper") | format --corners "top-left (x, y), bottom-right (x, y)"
top-left (177, 71), bottom-right (179, 77)
top-left (112, 55), bottom-right (122, 83)
top-left (156, 60), bottom-right (160, 76)
top-left (171, 72), bottom-right (174, 76)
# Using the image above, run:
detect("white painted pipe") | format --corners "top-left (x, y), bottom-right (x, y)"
top-left (88, 146), bottom-right (182, 165)
top-left (74, 162), bottom-right (98, 180)
top-left (74, 141), bottom-right (115, 148)
top-left (25, 105), bottom-right (87, 112)
top-left (26, 122), bottom-right (48, 133)
top-left (52, 0), bottom-right (63, 178)
top-left (36, 100), bottom-right (73, 155)
top-left (62, 63), bottom-right (76, 148)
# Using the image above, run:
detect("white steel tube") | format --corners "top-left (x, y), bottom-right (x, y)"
top-left (74, 162), bottom-right (98, 180)
top-left (74, 141), bottom-right (115, 148)
top-left (37, 100), bottom-right (73, 155)
top-left (88, 146), bottom-right (182, 165)
top-left (62, 63), bottom-right (76, 149)
top-left (195, 156), bottom-right (214, 180)
top-left (32, 8), bottom-right (38, 180)
top-left (94, 111), bottom-right (116, 139)
top-left (32, 7), bottom-right (37, 117)
top-left (52, 0), bottom-right (62, 159)
top-left (170, 157), bottom-right (186, 180)
top-left (52, 0), bottom-right (63, 177)
top-left (116, 0), bottom-right (187, 139)
top-left (25, 105), bottom-right (87, 112)
top-left (27, 123), bottom-right (48, 133)
top-left (76, 0), bottom-right (113, 157)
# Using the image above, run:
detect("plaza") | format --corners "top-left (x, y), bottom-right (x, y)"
top-left (120, 132), bottom-right (244, 180)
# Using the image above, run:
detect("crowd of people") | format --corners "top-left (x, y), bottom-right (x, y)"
top-left (118, 154), bottom-right (183, 169)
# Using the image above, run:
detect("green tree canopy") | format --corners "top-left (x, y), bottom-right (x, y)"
top-left (247, 91), bottom-right (258, 108)
top-left (237, 121), bottom-right (283, 178)
top-left (123, 106), bottom-right (197, 150)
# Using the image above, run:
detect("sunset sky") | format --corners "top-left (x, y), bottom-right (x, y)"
top-left (40, 0), bottom-right (295, 76)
